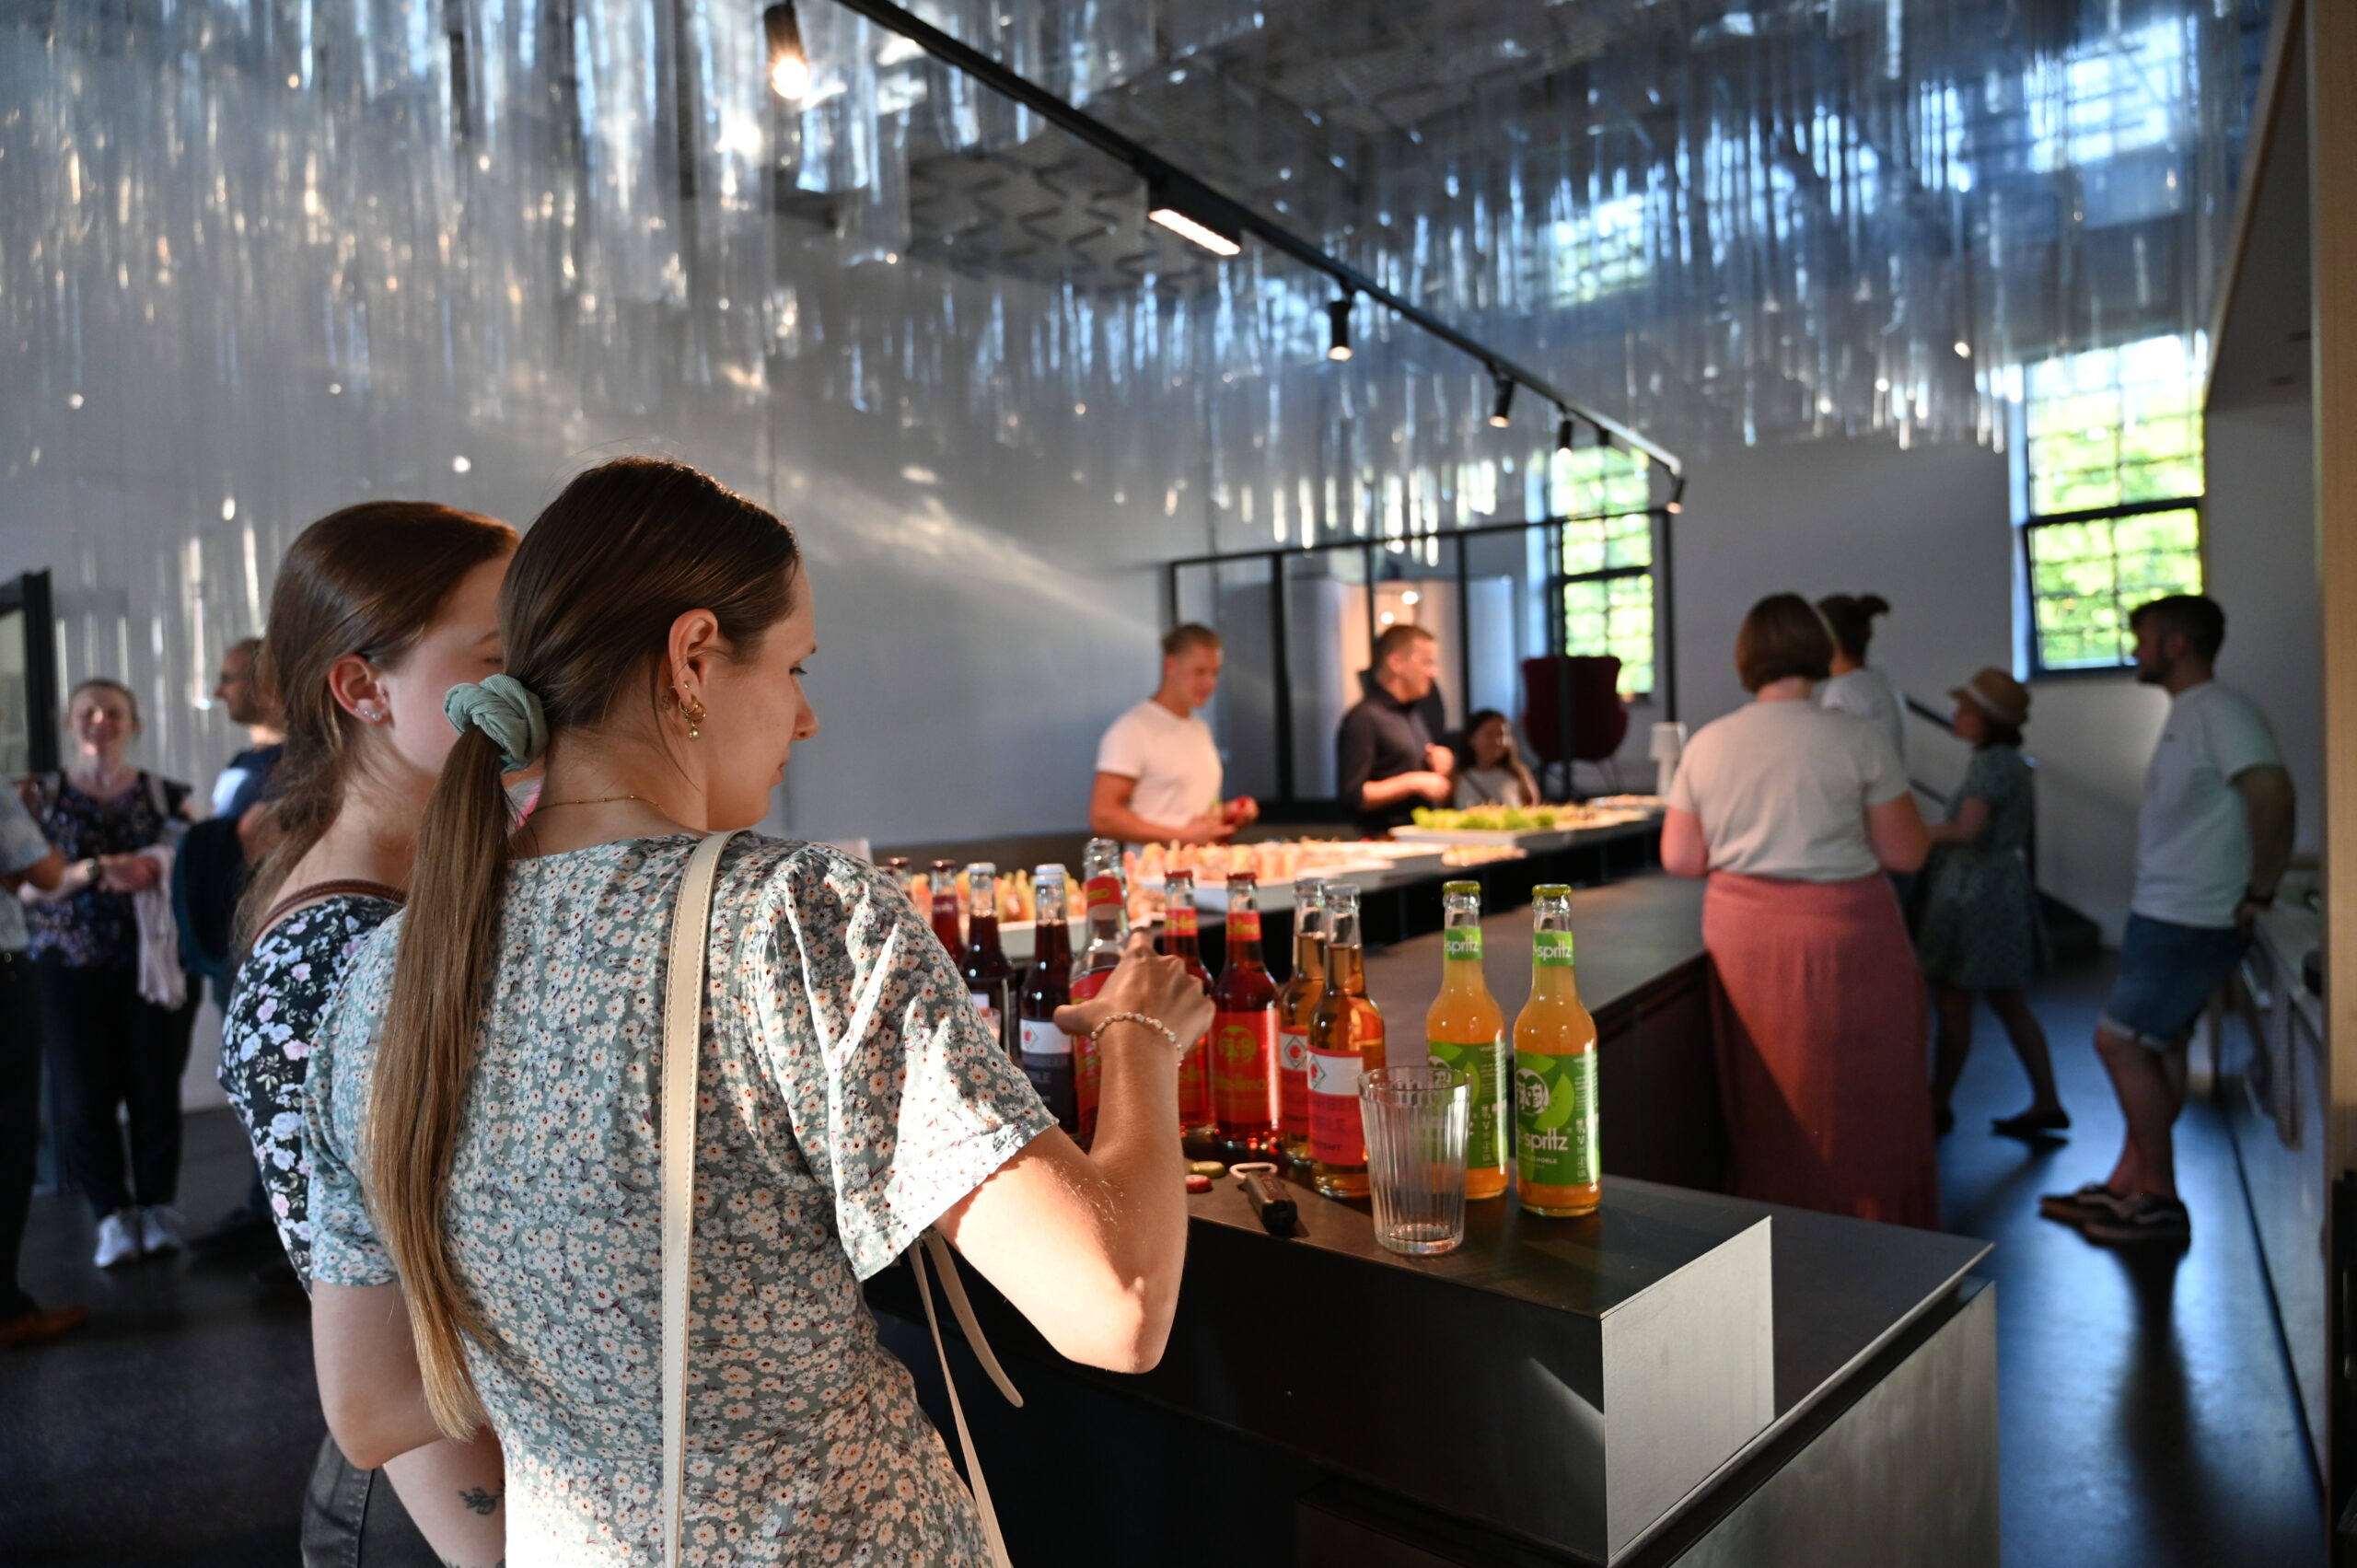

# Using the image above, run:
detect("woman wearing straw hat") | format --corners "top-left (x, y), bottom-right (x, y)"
top-left (1918, 668), bottom-right (2063, 1138)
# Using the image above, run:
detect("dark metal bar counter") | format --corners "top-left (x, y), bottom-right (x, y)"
top-left (868, 869), bottom-right (1999, 1567)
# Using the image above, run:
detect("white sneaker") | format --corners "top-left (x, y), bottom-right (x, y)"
top-left (94, 1210), bottom-right (144, 1268)
top-left (138, 1206), bottom-right (185, 1256)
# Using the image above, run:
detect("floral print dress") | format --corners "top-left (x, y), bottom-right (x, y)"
top-left (1913, 745), bottom-right (2051, 991)
top-left (307, 836), bottom-right (1055, 1567)
top-left (218, 894), bottom-right (401, 1281)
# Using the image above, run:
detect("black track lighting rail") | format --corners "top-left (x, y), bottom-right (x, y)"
top-left (816, 0), bottom-right (1683, 478)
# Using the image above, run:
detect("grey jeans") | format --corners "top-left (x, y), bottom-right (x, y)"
top-left (302, 1434), bottom-right (441, 1568)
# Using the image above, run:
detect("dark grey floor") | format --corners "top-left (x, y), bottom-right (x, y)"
top-left (0, 954), bottom-right (2330, 1565)
top-left (1936, 955), bottom-right (2326, 1568)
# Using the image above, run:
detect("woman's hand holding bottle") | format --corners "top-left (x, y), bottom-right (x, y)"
top-left (1054, 931), bottom-right (1212, 1051)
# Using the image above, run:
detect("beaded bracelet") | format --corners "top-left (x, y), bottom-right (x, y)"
top-left (1089, 1011), bottom-right (1183, 1052)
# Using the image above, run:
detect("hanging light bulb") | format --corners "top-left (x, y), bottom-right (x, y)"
top-left (1556, 412), bottom-right (1575, 451)
top-left (764, 4), bottom-right (810, 100)
top-left (1326, 296), bottom-right (1353, 361)
top-left (1488, 372), bottom-right (1515, 429)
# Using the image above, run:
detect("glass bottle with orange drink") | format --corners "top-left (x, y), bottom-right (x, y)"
top-left (1425, 880), bottom-right (1509, 1201)
top-left (1513, 885), bottom-right (1600, 1215)
top-left (1161, 870), bottom-right (1220, 1144)
top-left (1275, 880), bottom-right (1329, 1167)
top-left (1306, 885), bottom-right (1385, 1199)
top-left (1210, 873), bottom-right (1281, 1152)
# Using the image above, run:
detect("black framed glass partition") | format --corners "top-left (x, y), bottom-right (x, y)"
top-left (1169, 507), bottom-right (1673, 818)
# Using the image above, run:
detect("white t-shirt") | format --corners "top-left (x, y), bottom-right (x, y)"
top-left (2131, 681), bottom-right (2283, 930)
top-left (1817, 667), bottom-right (1907, 770)
top-left (1667, 699), bottom-right (1910, 882)
top-left (1095, 699), bottom-right (1223, 836)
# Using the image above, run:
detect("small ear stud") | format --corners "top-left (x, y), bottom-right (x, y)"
top-left (356, 702), bottom-right (385, 723)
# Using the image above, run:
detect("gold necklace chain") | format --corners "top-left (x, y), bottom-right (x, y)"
top-left (533, 793), bottom-right (644, 810)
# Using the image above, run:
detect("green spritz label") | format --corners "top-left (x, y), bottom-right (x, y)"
top-left (1443, 928), bottom-right (1483, 961)
top-left (1427, 1034), bottom-right (1507, 1169)
top-left (1515, 1051), bottom-right (1598, 1186)
top-left (1533, 930), bottom-right (1576, 967)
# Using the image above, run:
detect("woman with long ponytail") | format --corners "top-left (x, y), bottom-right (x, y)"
top-left (216, 500), bottom-right (517, 1567)
top-left (304, 457), bottom-right (1209, 1563)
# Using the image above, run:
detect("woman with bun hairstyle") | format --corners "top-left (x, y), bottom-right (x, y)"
top-left (218, 501), bottom-right (517, 1567)
top-left (303, 458), bottom-right (1210, 1563)
top-left (1661, 594), bottom-right (1938, 1227)
top-left (1917, 668), bottom-right (2063, 1138)
top-left (1817, 593), bottom-right (1906, 765)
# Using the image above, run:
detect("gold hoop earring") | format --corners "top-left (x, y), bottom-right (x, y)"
top-left (678, 695), bottom-right (706, 740)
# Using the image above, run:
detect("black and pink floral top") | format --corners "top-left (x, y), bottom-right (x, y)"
top-left (24, 772), bottom-right (191, 969)
top-left (307, 835), bottom-right (1054, 1565)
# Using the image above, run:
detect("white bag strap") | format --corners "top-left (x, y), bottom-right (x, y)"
top-left (911, 1231), bottom-right (1018, 1568)
top-left (659, 830), bottom-right (739, 1568)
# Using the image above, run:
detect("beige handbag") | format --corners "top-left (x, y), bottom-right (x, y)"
top-left (658, 831), bottom-right (1020, 1568)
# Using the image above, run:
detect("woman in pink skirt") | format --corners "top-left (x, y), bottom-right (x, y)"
top-left (1661, 594), bottom-right (1939, 1227)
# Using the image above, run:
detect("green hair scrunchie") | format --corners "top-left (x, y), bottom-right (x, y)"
top-left (443, 674), bottom-right (549, 772)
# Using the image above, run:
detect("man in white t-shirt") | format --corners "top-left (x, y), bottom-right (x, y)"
top-left (2044, 595), bottom-right (2293, 1248)
top-left (1090, 624), bottom-right (1258, 848)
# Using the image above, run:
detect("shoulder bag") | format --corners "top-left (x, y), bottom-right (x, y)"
top-left (659, 831), bottom-right (1020, 1568)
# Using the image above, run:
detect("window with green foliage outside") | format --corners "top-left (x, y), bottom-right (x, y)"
top-left (1551, 445), bottom-right (1655, 698)
top-left (2020, 335), bottom-right (2205, 672)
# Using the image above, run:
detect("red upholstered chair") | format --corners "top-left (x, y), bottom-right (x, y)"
top-left (1520, 656), bottom-right (1630, 800)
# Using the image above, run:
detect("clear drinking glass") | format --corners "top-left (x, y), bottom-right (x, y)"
top-left (1360, 1065), bottom-right (1472, 1256)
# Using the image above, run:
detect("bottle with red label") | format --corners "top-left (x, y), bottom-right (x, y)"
top-left (1068, 838), bottom-right (1127, 1148)
top-left (1160, 870), bottom-right (1220, 1144)
top-left (1306, 884), bottom-right (1385, 1199)
top-left (1018, 865), bottom-right (1077, 1132)
top-left (928, 858), bottom-right (963, 955)
top-left (1275, 880), bottom-right (1329, 1167)
top-left (960, 862), bottom-right (1015, 1057)
top-left (1211, 872), bottom-right (1281, 1152)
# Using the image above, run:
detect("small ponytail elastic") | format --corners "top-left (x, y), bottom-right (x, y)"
top-left (443, 674), bottom-right (548, 772)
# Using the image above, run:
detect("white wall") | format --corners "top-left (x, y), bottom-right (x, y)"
top-left (1663, 428), bottom-right (2316, 943)
top-left (2203, 400), bottom-right (2323, 854)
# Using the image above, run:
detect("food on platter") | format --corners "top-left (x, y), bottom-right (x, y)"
top-left (1408, 804), bottom-right (1577, 832)
top-left (909, 867), bottom-right (1087, 926)
top-left (1124, 838), bottom-right (1392, 889)
top-left (1440, 844), bottom-right (1528, 867)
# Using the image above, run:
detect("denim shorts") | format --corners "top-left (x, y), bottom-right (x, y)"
top-left (2100, 912), bottom-right (2247, 1049)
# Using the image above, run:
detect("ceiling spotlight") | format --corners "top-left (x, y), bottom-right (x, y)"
top-left (1953, 340), bottom-right (1972, 358)
top-left (1488, 372), bottom-right (1515, 429)
top-left (1326, 297), bottom-right (1353, 361)
top-left (1147, 175), bottom-right (1242, 257)
top-left (764, 4), bottom-right (809, 100)
top-left (1557, 412), bottom-right (1575, 452)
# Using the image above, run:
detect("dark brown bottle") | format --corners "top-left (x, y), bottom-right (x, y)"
top-left (961, 862), bottom-right (1015, 1057)
top-left (1018, 865), bottom-right (1077, 1133)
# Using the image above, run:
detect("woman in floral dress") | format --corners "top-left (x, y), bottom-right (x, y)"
top-left (306, 458), bottom-right (1210, 1566)
top-left (1918, 668), bottom-right (2064, 1138)
top-left (20, 679), bottom-right (197, 1268)
top-left (218, 499), bottom-right (517, 1568)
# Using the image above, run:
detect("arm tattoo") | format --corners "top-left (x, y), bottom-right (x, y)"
top-left (457, 1483), bottom-right (504, 1516)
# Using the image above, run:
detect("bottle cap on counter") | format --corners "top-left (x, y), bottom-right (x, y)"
top-left (1184, 1173), bottom-right (1213, 1194)
top-left (1188, 1160), bottom-right (1227, 1178)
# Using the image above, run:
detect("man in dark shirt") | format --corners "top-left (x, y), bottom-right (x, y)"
top-left (1337, 624), bottom-right (1457, 836)
top-left (208, 637), bottom-right (284, 821)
